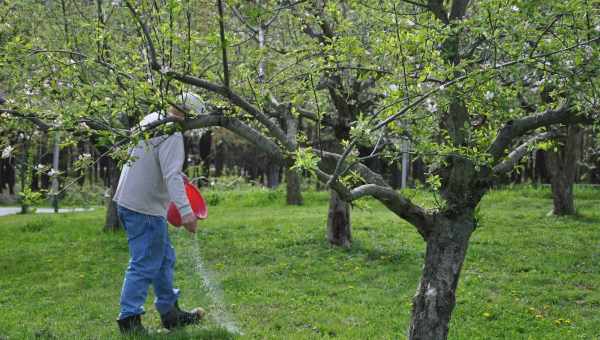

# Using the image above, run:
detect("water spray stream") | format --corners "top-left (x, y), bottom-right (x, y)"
top-left (183, 233), bottom-right (243, 335)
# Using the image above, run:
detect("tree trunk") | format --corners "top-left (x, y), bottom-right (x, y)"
top-left (546, 124), bottom-right (583, 216)
top-left (199, 130), bottom-right (212, 178)
top-left (104, 158), bottom-right (121, 231)
top-left (409, 214), bottom-right (475, 340)
top-left (327, 190), bottom-right (351, 247)
top-left (51, 133), bottom-right (60, 213)
top-left (285, 167), bottom-right (303, 205)
top-left (19, 140), bottom-right (28, 214)
top-left (266, 163), bottom-right (280, 188)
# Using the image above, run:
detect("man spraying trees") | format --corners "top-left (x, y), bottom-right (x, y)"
top-left (113, 92), bottom-right (206, 334)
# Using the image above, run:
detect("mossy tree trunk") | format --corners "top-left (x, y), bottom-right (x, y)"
top-left (285, 167), bottom-right (303, 205)
top-left (104, 158), bottom-right (121, 231)
top-left (327, 190), bottom-right (351, 247)
top-left (408, 213), bottom-right (475, 340)
top-left (546, 124), bottom-right (583, 215)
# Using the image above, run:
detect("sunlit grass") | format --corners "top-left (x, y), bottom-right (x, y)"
top-left (0, 185), bottom-right (599, 339)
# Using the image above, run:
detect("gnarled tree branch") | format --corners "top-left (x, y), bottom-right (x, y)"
top-left (492, 131), bottom-right (558, 174)
top-left (124, 0), bottom-right (293, 152)
top-left (316, 167), bottom-right (433, 238)
top-left (0, 109), bottom-right (51, 131)
top-left (488, 103), bottom-right (591, 161)
top-left (427, 0), bottom-right (449, 24)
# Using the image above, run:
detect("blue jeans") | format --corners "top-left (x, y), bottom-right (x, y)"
top-left (117, 205), bottom-right (179, 319)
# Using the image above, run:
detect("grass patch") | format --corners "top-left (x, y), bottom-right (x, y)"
top-left (0, 186), bottom-right (599, 339)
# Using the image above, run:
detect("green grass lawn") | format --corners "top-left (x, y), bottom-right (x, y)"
top-left (0, 186), bottom-right (599, 339)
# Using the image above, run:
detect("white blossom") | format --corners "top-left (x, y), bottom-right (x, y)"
top-left (1, 145), bottom-right (14, 159)
top-left (584, 46), bottom-right (593, 58)
top-left (389, 84), bottom-right (399, 91)
top-left (511, 5), bottom-right (519, 12)
top-left (48, 168), bottom-right (60, 177)
top-left (563, 59), bottom-right (574, 69)
top-left (425, 98), bottom-right (438, 113)
top-left (78, 153), bottom-right (91, 161)
top-left (159, 65), bottom-right (171, 74)
top-left (484, 91), bottom-right (495, 100)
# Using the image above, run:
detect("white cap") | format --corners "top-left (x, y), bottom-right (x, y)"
top-left (177, 92), bottom-right (205, 114)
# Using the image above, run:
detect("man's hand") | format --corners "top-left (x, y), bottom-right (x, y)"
top-left (181, 213), bottom-right (198, 233)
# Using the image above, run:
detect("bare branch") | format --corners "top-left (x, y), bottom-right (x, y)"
top-left (350, 184), bottom-right (432, 236)
top-left (318, 150), bottom-right (388, 187)
top-left (124, 0), bottom-right (292, 151)
top-left (217, 0), bottom-right (231, 90)
top-left (229, 5), bottom-right (258, 34)
top-left (167, 72), bottom-right (293, 150)
top-left (488, 103), bottom-right (592, 160)
top-left (492, 131), bottom-right (558, 174)
top-left (0, 109), bottom-right (51, 130)
top-left (28, 49), bottom-right (134, 80)
top-left (316, 167), bottom-right (433, 238)
top-left (184, 115), bottom-right (284, 162)
top-left (123, 0), bottom-right (160, 70)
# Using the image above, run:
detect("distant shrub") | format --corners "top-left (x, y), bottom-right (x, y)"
top-left (53, 184), bottom-right (105, 208)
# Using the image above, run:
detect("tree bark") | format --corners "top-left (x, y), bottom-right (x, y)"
top-left (409, 214), bottom-right (475, 340)
top-left (285, 167), bottom-right (303, 205)
top-left (104, 158), bottom-right (121, 231)
top-left (546, 124), bottom-right (583, 215)
top-left (51, 133), bottom-right (60, 213)
top-left (266, 163), bottom-right (280, 188)
top-left (327, 190), bottom-right (351, 247)
top-left (199, 130), bottom-right (212, 178)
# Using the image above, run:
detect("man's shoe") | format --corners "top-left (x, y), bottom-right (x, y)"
top-left (117, 314), bottom-right (146, 335)
top-left (160, 301), bottom-right (205, 330)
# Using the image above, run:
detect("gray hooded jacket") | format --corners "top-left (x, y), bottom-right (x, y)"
top-left (113, 113), bottom-right (192, 218)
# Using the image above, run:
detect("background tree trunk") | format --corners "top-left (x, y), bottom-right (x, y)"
top-left (51, 133), bottom-right (60, 213)
top-left (285, 167), bottom-right (303, 205)
top-left (266, 163), bottom-right (280, 188)
top-left (546, 124), bottom-right (583, 215)
top-left (408, 214), bottom-right (475, 340)
top-left (327, 190), bottom-right (351, 247)
top-left (199, 130), bottom-right (212, 178)
top-left (103, 158), bottom-right (121, 231)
